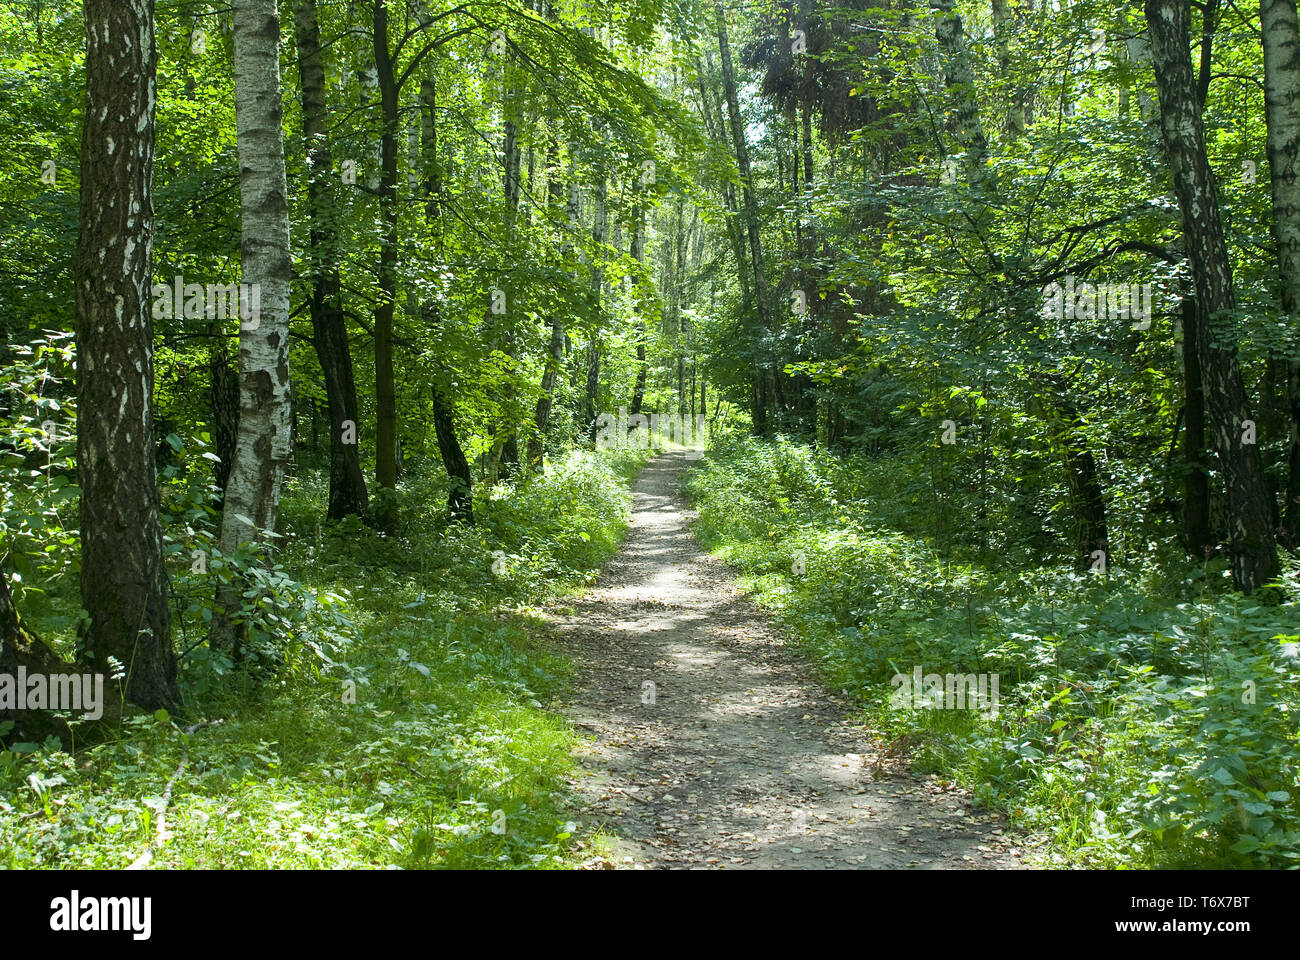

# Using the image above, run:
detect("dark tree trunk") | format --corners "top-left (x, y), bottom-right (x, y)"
top-left (373, 1), bottom-right (399, 490)
top-left (74, 0), bottom-right (178, 711)
top-left (1181, 296), bottom-right (1212, 556)
top-left (1067, 446), bottom-right (1109, 565)
top-left (530, 147), bottom-right (569, 472)
top-left (420, 74), bottom-right (473, 522)
top-left (209, 341), bottom-right (239, 502)
top-left (1060, 422), bottom-right (1109, 565)
top-left (1287, 363), bottom-right (1300, 546)
top-left (752, 378), bottom-right (767, 436)
top-left (717, 8), bottom-right (775, 435)
top-left (697, 65), bottom-right (750, 303)
top-left (696, 57), bottom-right (760, 429)
top-left (531, 318), bottom-right (566, 470)
top-left (584, 347), bottom-right (600, 444)
top-left (431, 385), bottom-right (472, 521)
top-left (1147, 0), bottom-right (1281, 591)
top-left (630, 212), bottom-right (648, 417)
top-left (584, 172), bottom-right (608, 444)
top-left (631, 340), bottom-right (647, 416)
top-left (0, 573), bottom-right (84, 744)
top-left (295, 0), bottom-right (368, 521)
top-left (1038, 373), bottom-right (1110, 565)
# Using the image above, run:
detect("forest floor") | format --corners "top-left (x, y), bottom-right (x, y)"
top-left (546, 452), bottom-right (1044, 869)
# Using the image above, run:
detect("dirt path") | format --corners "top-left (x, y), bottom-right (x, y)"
top-left (548, 452), bottom-right (1039, 869)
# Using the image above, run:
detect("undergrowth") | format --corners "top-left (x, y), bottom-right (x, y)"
top-left (687, 435), bottom-right (1300, 869)
top-left (1, 437), bottom-right (651, 869)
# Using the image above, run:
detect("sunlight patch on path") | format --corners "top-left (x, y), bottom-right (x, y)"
top-left (548, 452), bottom-right (1036, 870)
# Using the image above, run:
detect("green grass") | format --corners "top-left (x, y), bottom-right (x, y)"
top-left (686, 435), bottom-right (1300, 869)
top-left (0, 446), bottom-right (653, 869)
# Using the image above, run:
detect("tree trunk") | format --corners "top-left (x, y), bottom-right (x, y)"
top-left (584, 172), bottom-right (608, 443)
top-left (630, 212), bottom-right (648, 417)
top-left (674, 197), bottom-right (687, 416)
top-left (935, 0), bottom-right (988, 168)
top-left (698, 63), bottom-right (751, 300)
top-left (372, 1), bottom-right (399, 491)
top-left (497, 107), bottom-right (523, 478)
top-left (1181, 296), bottom-right (1212, 555)
top-left (213, 0), bottom-right (296, 651)
top-left (209, 338), bottom-right (239, 503)
top-left (530, 149), bottom-right (570, 472)
top-left (585, 345), bottom-right (601, 444)
top-left (1147, 0), bottom-right (1280, 591)
top-left (420, 73), bottom-right (473, 521)
top-left (295, 0), bottom-right (368, 521)
top-left (0, 572), bottom-right (84, 743)
top-left (1042, 376), bottom-right (1110, 565)
top-left (717, 8), bottom-right (775, 435)
top-left (992, 0), bottom-right (1026, 137)
top-left (1261, 0), bottom-right (1300, 547)
top-left (74, 0), bottom-right (178, 710)
top-left (484, 63), bottom-right (525, 482)
top-left (696, 56), bottom-right (753, 324)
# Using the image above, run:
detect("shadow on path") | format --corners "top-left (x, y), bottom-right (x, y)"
top-left (547, 452), bottom-right (1039, 869)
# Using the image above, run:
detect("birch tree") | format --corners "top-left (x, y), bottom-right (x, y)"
top-left (295, 0), bottom-right (369, 521)
top-left (718, 4), bottom-right (776, 433)
top-left (74, 0), bottom-right (178, 710)
top-left (212, 0), bottom-right (294, 652)
top-left (420, 72), bottom-right (475, 521)
top-left (1261, 0), bottom-right (1300, 547)
top-left (1145, 0), bottom-right (1280, 592)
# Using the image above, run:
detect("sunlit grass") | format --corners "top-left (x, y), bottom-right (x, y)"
top-left (0, 447), bottom-right (653, 869)
top-left (687, 435), bottom-right (1300, 869)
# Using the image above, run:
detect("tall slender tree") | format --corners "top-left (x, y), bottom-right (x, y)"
top-left (213, 0), bottom-right (295, 652)
top-left (1261, 0), bottom-right (1300, 548)
top-left (420, 72), bottom-right (474, 521)
top-left (1146, 0), bottom-right (1280, 592)
top-left (295, 0), bottom-right (369, 521)
top-left (372, 0), bottom-right (401, 491)
top-left (629, 210), bottom-right (648, 416)
top-left (717, 5), bottom-right (776, 433)
top-left (934, 0), bottom-right (987, 170)
top-left (529, 146), bottom-right (571, 472)
top-left (74, 0), bottom-right (178, 710)
top-left (584, 149), bottom-right (609, 444)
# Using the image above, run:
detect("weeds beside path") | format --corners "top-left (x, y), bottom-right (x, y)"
top-left (551, 452), bottom-right (1041, 869)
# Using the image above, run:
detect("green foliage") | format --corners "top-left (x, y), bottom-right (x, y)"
top-left (3, 0), bottom-right (1298, 875)
top-left (0, 333), bottom-right (79, 634)
top-left (689, 436), bottom-right (1300, 867)
top-left (0, 447), bottom-right (644, 868)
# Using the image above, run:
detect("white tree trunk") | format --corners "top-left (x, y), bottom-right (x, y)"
top-left (934, 0), bottom-right (987, 168)
top-left (214, 0), bottom-right (293, 650)
top-left (1261, 0), bottom-right (1300, 543)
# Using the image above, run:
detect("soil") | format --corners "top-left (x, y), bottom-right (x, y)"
top-left (547, 452), bottom-right (1042, 869)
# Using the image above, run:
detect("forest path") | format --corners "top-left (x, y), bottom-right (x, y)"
top-left (546, 452), bottom-right (1037, 869)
